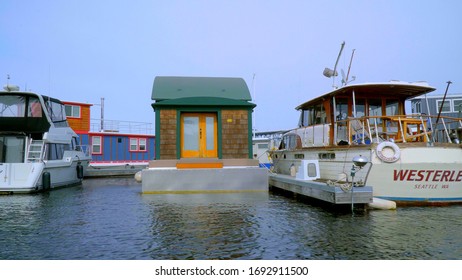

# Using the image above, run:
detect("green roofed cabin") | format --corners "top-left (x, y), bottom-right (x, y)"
top-left (151, 76), bottom-right (256, 162)
top-left (142, 76), bottom-right (268, 194)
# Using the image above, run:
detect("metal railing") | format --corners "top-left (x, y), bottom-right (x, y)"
top-left (90, 119), bottom-right (154, 135)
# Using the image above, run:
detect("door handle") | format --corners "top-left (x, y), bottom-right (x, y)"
top-left (200, 128), bottom-right (202, 139)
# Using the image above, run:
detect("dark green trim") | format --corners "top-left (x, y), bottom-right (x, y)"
top-left (176, 111), bottom-right (181, 159)
top-left (248, 110), bottom-right (253, 159)
top-left (152, 98), bottom-right (255, 109)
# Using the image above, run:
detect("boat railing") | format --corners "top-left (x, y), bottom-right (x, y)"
top-left (344, 114), bottom-right (462, 145)
top-left (90, 119), bottom-right (154, 135)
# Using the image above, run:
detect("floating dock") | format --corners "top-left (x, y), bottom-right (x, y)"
top-left (85, 163), bottom-right (148, 177)
top-left (268, 173), bottom-right (373, 205)
top-left (141, 159), bottom-right (268, 194)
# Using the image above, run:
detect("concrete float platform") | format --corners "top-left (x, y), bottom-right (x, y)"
top-left (269, 173), bottom-right (373, 205)
top-left (142, 159), bottom-right (268, 194)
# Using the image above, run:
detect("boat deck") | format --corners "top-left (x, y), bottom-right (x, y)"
top-left (269, 173), bottom-right (373, 205)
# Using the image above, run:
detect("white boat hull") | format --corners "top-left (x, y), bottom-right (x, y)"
top-left (271, 143), bottom-right (462, 205)
top-left (0, 159), bottom-right (89, 194)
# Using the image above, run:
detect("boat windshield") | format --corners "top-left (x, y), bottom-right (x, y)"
top-left (0, 95), bottom-right (27, 117)
top-left (0, 135), bottom-right (25, 163)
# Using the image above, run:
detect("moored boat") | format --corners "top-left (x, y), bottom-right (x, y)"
top-left (270, 81), bottom-right (462, 205)
top-left (0, 85), bottom-right (91, 193)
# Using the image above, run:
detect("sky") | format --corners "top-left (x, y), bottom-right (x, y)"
top-left (1, 0), bottom-right (462, 133)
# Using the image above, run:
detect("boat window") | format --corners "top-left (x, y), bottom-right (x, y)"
top-left (27, 97), bottom-right (43, 117)
top-left (386, 100), bottom-right (399, 116)
top-left (279, 134), bottom-right (301, 150)
top-left (45, 99), bottom-right (67, 124)
top-left (335, 99), bottom-right (348, 121)
top-left (0, 136), bottom-right (25, 163)
top-left (368, 99), bottom-right (382, 124)
top-left (299, 104), bottom-right (327, 127)
top-left (0, 95), bottom-right (26, 117)
top-left (354, 99), bottom-right (365, 118)
top-left (46, 143), bottom-right (71, 160)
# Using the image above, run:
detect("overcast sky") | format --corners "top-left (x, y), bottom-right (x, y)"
top-left (2, 0), bottom-right (462, 132)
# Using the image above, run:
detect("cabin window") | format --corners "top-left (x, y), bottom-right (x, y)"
top-left (46, 143), bottom-right (71, 160)
top-left (354, 99), bottom-right (365, 118)
top-left (299, 104), bottom-right (327, 127)
top-left (0, 95), bottom-right (26, 117)
top-left (335, 99), bottom-right (348, 121)
top-left (65, 105), bottom-right (81, 118)
top-left (92, 136), bottom-right (102, 154)
top-left (385, 100), bottom-right (399, 116)
top-left (278, 134), bottom-right (301, 150)
top-left (46, 100), bottom-right (67, 123)
top-left (436, 100), bottom-right (451, 113)
top-left (27, 97), bottom-right (43, 117)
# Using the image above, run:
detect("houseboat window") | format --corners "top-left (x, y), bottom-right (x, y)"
top-left (0, 95), bottom-right (26, 117)
top-left (27, 97), bottom-right (43, 117)
top-left (0, 136), bottom-right (25, 163)
top-left (386, 100), bottom-right (399, 116)
top-left (412, 100), bottom-right (422, 114)
top-left (128, 138), bottom-right (147, 152)
top-left (92, 136), bottom-right (102, 154)
top-left (139, 139), bottom-right (147, 151)
top-left (130, 138), bottom-right (138, 151)
top-left (65, 105), bottom-right (81, 118)
top-left (454, 99), bottom-right (462, 113)
top-left (436, 99), bottom-right (451, 113)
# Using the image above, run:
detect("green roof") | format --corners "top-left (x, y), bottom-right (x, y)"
top-left (152, 76), bottom-right (252, 101)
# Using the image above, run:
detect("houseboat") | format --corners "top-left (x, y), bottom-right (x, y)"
top-left (270, 81), bottom-right (462, 205)
top-left (0, 86), bottom-right (91, 193)
top-left (63, 100), bottom-right (155, 177)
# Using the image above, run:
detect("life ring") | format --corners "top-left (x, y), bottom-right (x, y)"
top-left (376, 142), bottom-right (400, 163)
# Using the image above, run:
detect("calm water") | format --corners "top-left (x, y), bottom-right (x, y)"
top-left (1, 177), bottom-right (461, 260)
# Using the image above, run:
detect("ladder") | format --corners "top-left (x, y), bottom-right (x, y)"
top-left (27, 140), bottom-right (45, 162)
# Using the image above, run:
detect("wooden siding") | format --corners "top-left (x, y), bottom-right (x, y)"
top-left (158, 109), bottom-right (178, 159)
top-left (221, 109), bottom-right (250, 159)
top-left (65, 103), bottom-right (91, 133)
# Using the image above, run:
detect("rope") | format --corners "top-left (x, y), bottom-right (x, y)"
top-left (326, 179), bottom-right (352, 192)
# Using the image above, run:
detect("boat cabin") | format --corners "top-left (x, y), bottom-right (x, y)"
top-left (281, 82), bottom-right (443, 149)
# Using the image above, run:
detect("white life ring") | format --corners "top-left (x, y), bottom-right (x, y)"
top-left (376, 142), bottom-right (400, 163)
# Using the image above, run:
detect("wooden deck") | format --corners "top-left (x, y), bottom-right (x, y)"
top-left (269, 173), bottom-right (373, 205)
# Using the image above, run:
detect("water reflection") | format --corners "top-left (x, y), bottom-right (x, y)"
top-left (0, 178), bottom-right (461, 260)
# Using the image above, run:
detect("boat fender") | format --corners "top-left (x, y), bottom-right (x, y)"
top-left (376, 142), bottom-right (400, 163)
top-left (76, 164), bottom-right (84, 179)
top-left (42, 172), bottom-right (51, 191)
